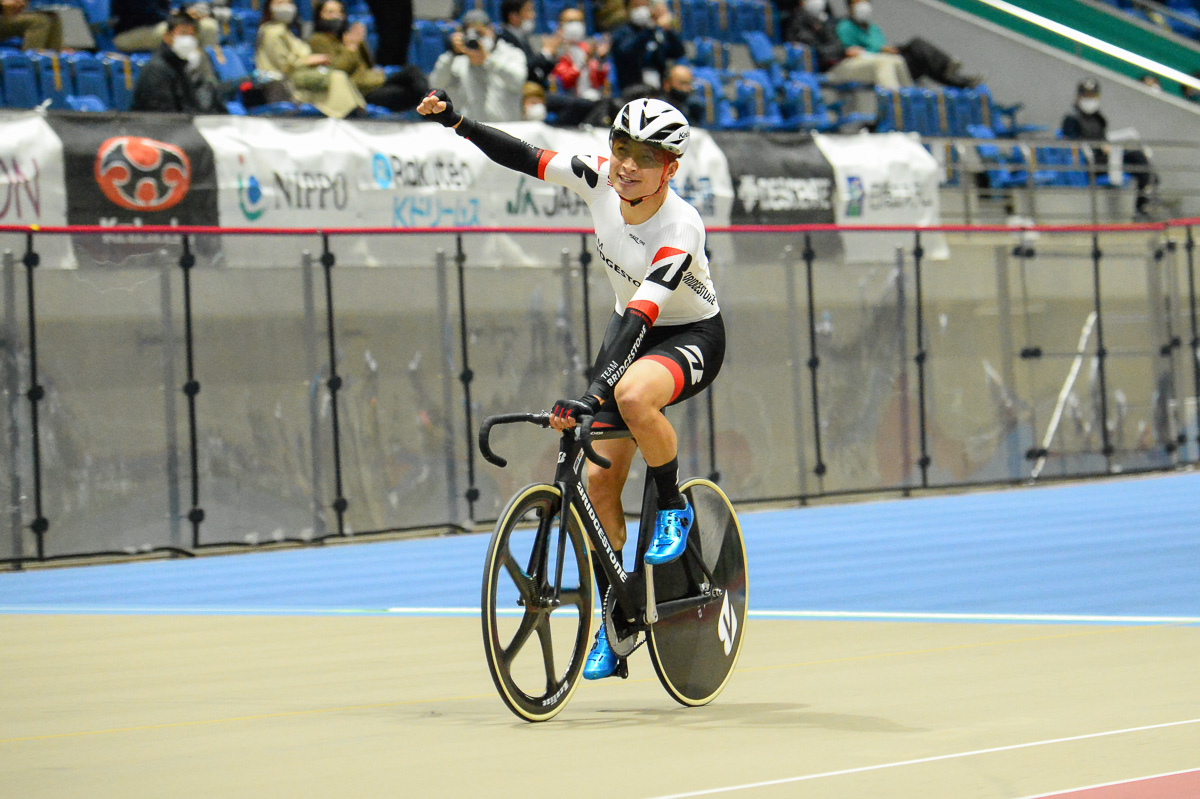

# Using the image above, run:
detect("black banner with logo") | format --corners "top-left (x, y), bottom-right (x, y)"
top-left (46, 112), bottom-right (219, 264)
top-left (711, 131), bottom-right (836, 225)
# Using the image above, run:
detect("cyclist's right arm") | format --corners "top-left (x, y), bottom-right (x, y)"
top-left (417, 89), bottom-right (607, 201)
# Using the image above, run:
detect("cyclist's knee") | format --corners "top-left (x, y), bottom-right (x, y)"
top-left (614, 381), bottom-right (661, 424)
top-left (587, 461), bottom-right (624, 497)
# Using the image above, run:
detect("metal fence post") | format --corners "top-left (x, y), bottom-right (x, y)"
top-left (301, 251), bottom-right (326, 539)
top-left (783, 244), bottom-right (809, 501)
top-left (912, 231), bottom-right (931, 488)
top-left (454, 234), bottom-right (479, 521)
top-left (1091, 232), bottom-right (1114, 468)
top-left (435, 249), bottom-right (460, 525)
top-left (22, 235), bottom-right (47, 559)
top-left (178, 235), bottom-right (204, 547)
top-left (319, 235), bottom-right (349, 535)
top-left (802, 233), bottom-right (826, 488)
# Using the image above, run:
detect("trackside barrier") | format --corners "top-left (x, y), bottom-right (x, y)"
top-left (1, 220), bottom-right (1198, 565)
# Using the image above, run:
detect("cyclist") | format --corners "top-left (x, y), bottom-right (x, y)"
top-left (418, 89), bottom-right (724, 680)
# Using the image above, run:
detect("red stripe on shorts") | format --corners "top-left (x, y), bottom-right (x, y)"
top-left (645, 354), bottom-right (685, 403)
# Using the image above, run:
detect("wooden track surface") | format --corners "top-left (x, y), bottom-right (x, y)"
top-left (2, 615), bottom-right (1197, 798)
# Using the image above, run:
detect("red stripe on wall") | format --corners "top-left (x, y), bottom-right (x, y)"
top-left (644, 355), bottom-right (685, 402)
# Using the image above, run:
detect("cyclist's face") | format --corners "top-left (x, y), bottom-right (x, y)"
top-left (610, 134), bottom-right (675, 197)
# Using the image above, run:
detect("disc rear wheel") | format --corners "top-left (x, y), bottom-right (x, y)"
top-left (647, 478), bottom-right (747, 706)
top-left (481, 484), bottom-right (593, 722)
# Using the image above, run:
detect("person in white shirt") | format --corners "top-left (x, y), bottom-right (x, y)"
top-left (429, 10), bottom-right (528, 123)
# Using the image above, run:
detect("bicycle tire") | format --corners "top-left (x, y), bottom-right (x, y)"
top-left (647, 478), bottom-right (748, 707)
top-left (481, 483), bottom-right (594, 722)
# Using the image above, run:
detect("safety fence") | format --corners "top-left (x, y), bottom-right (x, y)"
top-left (2, 220), bottom-right (1199, 565)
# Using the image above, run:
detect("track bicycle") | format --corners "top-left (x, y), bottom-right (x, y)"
top-left (478, 410), bottom-right (748, 722)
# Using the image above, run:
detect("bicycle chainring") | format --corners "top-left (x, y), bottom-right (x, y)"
top-left (603, 587), bottom-right (641, 658)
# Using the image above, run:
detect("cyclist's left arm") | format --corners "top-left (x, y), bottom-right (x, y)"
top-left (582, 221), bottom-right (702, 405)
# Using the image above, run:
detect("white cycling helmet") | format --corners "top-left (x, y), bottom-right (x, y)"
top-left (610, 97), bottom-right (690, 157)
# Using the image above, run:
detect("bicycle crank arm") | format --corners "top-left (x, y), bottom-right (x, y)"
top-left (653, 588), bottom-right (725, 622)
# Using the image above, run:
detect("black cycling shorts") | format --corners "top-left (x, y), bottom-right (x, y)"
top-left (590, 311), bottom-right (726, 431)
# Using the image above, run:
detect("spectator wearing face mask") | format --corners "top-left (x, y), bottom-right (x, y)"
top-left (429, 10), bottom-right (528, 123)
top-left (112, 0), bottom-right (219, 52)
top-left (498, 0), bottom-right (556, 88)
top-left (1060, 77), bottom-right (1158, 220)
top-left (132, 11), bottom-right (224, 112)
top-left (522, 80), bottom-right (547, 121)
top-left (308, 0), bottom-right (428, 112)
top-left (256, 0), bottom-right (365, 118)
top-left (658, 64), bottom-right (702, 123)
top-left (838, 0), bottom-right (980, 89)
top-left (548, 6), bottom-right (610, 100)
top-left (611, 0), bottom-right (684, 91)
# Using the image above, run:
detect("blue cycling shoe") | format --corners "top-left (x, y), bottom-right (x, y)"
top-left (583, 625), bottom-right (619, 680)
top-left (644, 499), bottom-right (694, 565)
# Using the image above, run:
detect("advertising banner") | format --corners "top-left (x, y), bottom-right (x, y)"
top-left (46, 112), bottom-right (219, 266)
top-left (711, 130), bottom-right (836, 225)
top-left (814, 131), bottom-right (946, 263)
top-left (0, 111), bottom-right (69, 266)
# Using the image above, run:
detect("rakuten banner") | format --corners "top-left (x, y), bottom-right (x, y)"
top-left (814, 132), bottom-right (947, 263)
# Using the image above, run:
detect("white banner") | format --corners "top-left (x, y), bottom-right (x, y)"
top-left (814, 131), bottom-right (947, 263)
top-left (0, 111), bottom-right (71, 267)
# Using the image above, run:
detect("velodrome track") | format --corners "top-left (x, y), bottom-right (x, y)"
top-left (1, 472), bottom-right (1198, 798)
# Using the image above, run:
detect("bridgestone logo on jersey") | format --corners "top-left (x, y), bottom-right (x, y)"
top-left (682, 272), bottom-right (716, 305)
top-left (737, 175), bottom-right (833, 213)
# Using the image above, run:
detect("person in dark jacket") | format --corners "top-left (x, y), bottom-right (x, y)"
top-left (610, 0), bottom-right (684, 91)
top-left (1060, 77), bottom-right (1158, 219)
top-left (131, 12), bottom-right (223, 113)
top-left (497, 0), bottom-right (555, 88)
top-left (784, 0), bottom-right (845, 73)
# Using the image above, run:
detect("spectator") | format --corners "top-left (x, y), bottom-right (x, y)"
top-left (1181, 71), bottom-right (1200, 103)
top-left (1138, 72), bottom-right (1165, 95)
top-left (113, 0), bottom-right (218, 52)
top-left (1061, 78), bottom-right (1159, 220)
top-left (592, 0), bottom-right (627, 31)
top-left (498, 0), bottom-right (555, 88)
top-left (363, 0), bottom-right (411, 66)
top-left (610, 0), bottom-right (684, 91)
top-left (256, 0), bottom-right (365, 118)
top-left (659, 63), bottom-right (703, 123)
top-left (837, 0), bottom-right (979, 89)
top-left (0, 0), bottom-right (62, 50)
top-left (132, 11), bottom-right (224, 113)
top-left (429, 10), bottom-right (527, 123)
top-left (788, 0), bottom-right (909, 87)
top-left (309, 0), bottom-right (428, 112)
top-left (548, 6), bottom-right (610, 100)
top-left (522, 80), bottom-right (547, 120)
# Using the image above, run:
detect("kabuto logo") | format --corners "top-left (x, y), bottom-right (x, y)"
top-left (94, 136), bottom-right (191, 213)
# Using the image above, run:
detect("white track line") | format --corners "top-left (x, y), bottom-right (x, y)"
top-left (641, 718), bottom-right (1200, 799)
top-left (749, 610), bottom-right (1200, 624)
top-left (1011, 768), bottom-right (1200, 799)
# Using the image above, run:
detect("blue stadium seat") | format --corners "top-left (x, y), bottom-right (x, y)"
top-left (779, 73), bottom-right (836, 131)
top-left (411, 20), bottom-right (451, 74)
top-left (691, 68), bottom-right (735, 128)
top-left (727, 77), bottom-right (783, 130)
top-left (0, 50), bottom-right (41, 107)
top-left (29, 50), bottom-right (72, 107)
top-left (969, 124), bottom-right (1031, 188)
top-left (68, 52), bottom-right (113, 108)
top-left (65, 94), bottom-right (107, 111)
top-left (206, 45), bottom-right (252, 84)
top-left (100, 52), bottom-right (136, 111)
top-left (873, 87), bottom-right (900, 132)
top-left (782, 42), bottom-right (816, 75)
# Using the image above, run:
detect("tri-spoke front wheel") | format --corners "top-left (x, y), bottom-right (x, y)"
top-left (481, 484), bottom-right (593, 722)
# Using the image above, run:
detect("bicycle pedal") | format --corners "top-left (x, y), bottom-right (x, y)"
top-left (615, 658), bottom-right (629, 680)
